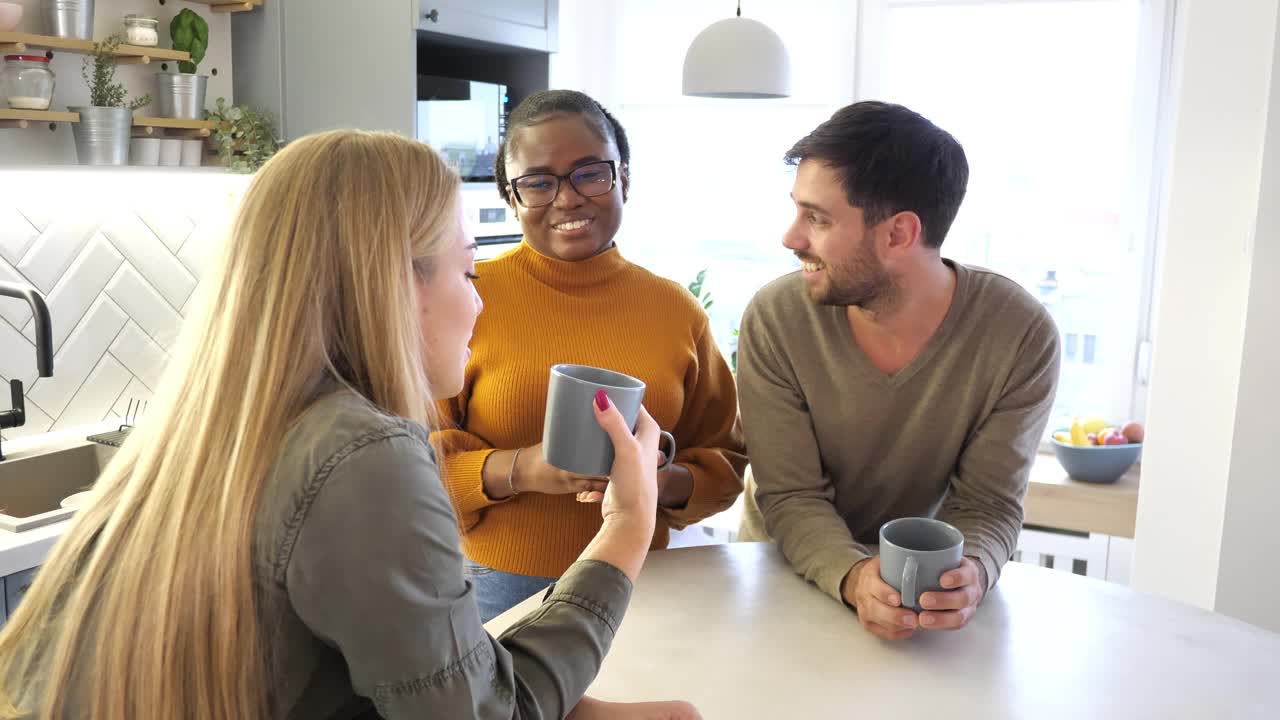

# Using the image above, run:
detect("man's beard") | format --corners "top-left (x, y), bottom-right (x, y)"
top-left (803, 245), bottom-right (895, 310)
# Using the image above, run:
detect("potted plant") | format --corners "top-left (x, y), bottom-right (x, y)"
top-left (155, 8), bottom-right (208, 119)
top-left (69, 32), bottom-right (150, 165)
top-left (206, 97), bottom-right (281, 173)
top-left (686, 268), bottom-right (714, 311)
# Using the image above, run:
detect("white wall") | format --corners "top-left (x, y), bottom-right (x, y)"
top-left (1214, 3), bottom-right (1280, 632)
top-left (1131, 0), bottom-right (1280, 627)
top-left (0, 0), bottom-right (235, 164)
top-left (548, 0), bottom-right (623, 109)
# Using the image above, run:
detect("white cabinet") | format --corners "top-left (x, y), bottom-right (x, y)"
top-left (418, 0), bottom-right (559, 52)
top-left (233, 0), bottom-right (420, 141)
top-left (233, 0), bottom-right (556, 143)
top-left (2, 566), bottom-right (37, 623)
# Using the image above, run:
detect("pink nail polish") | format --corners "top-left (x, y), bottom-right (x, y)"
top-left (594, 389), bottom-right (610, 411)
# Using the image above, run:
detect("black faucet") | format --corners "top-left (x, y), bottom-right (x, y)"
top-left (0, 281), bottom-right (54, 461)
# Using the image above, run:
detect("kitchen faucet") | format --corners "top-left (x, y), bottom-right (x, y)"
top-left (0, 281), bottom-right (53, 461)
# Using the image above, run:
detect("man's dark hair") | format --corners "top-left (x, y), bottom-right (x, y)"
top-left (495, 89), bottom-right (631, 205)
top-left (785, 101), bottom-right (968, 249)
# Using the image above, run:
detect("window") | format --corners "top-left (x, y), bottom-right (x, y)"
top-left (556, 0), bottom-right (1171, 430)
top-left (858, 0), bottom-right (1171, 431)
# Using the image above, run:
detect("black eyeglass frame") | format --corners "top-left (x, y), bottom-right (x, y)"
top-left (508, 160), bottom-right (619, 208)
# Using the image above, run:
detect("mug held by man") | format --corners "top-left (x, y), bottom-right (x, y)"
top-left (878, 517), bottom-right (965, 611)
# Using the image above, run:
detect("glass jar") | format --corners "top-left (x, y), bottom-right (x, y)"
top-left (123, 15), bottom-right (160, 47)
top-left (1, 55), bottom-right (56, 111)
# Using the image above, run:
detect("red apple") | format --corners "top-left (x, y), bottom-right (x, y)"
top-left (1121, 421), bottom-right (1145, 443)
top-left (1104, 433), bottom-right (1128, 446)
top-left (1087, 433), bottom-right (1099, 446)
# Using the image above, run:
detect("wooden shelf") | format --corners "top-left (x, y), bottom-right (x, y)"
top-left (0, 111), bottom-right (216, 138)
top-left (0, 32), bottom-right (190, 63)
top-left (0, 108), bottom-right (79, 128)
top-left (180, 0), bottom-right (264, 13)
top-left (132, 116), bottom-right (215, 138)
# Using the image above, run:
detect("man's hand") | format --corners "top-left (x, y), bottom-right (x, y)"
top-left (842, 557), bottom-right (919, 641)
top-left (917, 557), bottom-right (987, 631)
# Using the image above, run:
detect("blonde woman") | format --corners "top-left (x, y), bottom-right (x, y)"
top-left (0, 131), bottom-right (697, 720)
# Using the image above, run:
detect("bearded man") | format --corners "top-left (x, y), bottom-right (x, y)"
top-left (737, 101), bottom-right (1061, 641)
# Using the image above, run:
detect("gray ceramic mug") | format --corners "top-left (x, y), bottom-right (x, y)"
top-left (542, 364), bottom-right (676, 477)
top-left (878, 517), bottom-right (965, 611)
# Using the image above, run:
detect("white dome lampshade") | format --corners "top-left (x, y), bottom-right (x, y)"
top-left (682, 11), bottom-right (792, 99)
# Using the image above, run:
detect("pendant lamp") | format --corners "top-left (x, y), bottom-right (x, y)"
top-left (682, 1), bottom-right (792, 99)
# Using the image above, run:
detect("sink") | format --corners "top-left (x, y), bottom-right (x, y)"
top-left (0, 443), bottom-right (117, 532)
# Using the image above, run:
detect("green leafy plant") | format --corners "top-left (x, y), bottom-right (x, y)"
top-left (170, 8), bottom-right (209, 74)
top-left (81, 33), bottom-right (151, 110)
top-left (207, 97), bottom-right (281, 173)
top-left (730, 325), bottom-right (739, 375)
top-left (686, 269), bottom-right (714, 310)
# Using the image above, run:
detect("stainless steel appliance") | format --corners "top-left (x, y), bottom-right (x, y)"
top-left (460, 183), bottom-right (522, 259)
top-left (417, 75), bottom-right (508, 182)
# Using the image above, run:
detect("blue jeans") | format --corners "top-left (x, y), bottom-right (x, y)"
top-left (465, 561), bottom-right (558, 624)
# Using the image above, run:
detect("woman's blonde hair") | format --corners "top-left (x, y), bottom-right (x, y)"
top-left (0, 130), bottom-right (460, 719)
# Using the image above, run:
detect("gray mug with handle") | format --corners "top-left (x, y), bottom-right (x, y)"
top-left (543, 364), bottom-right (676, 477)
top-left (878, 517), bottom-right (965, 611)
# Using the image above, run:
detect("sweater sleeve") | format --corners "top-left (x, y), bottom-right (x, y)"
top-left (659, 318), bottom-right (748, 530)
top-left (432, 388), bottom-right (505, 533)
top-left (737, 300), bottom-right (869, 602)
top-left (937, 313), bottom-right (1061, 592)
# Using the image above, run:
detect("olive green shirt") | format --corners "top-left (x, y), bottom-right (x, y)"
top-left (737, 262), bottom-right (1060, 601)
top-left (253, 389), bottom-right (632, 718)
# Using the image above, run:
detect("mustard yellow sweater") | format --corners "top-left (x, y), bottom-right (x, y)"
top-left (434, 242), bottom-right (747, 577)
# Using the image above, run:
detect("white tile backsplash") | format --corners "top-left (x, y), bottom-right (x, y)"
top-left (0, 321), bottom-right (37, 389)
top-left (0, 169), bottom-right (251, 442)
top-left (15, 207), bottom-right (54, 234)
top-left (0, 208), bottom-right (39, 266)
top-left (108, 322), bottom-right (169, 392)
top-left (28, 296), bottom-right (129, 418)
top-left (0, 259), bottom-right (34, 329)
top-left (23, 236), bottom-right (124, 352)
top-left (99, 212), bottom-right (198, 311)
top-left (113, 378), bottom-right (154, 420)
top-left (51, 355), bottom-right (131, 431)
top-left (1, 401), bottom-right (53, 441)
top-left (136, 208), bottom-right (195, 255)
top-left (105, 265), bottom-right (185, 351)
top-left (177, 215), bottom-right (231, 278)
top-left (18, 220), bottom-right (102, 295)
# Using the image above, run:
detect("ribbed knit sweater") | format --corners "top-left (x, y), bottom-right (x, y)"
top-left (434, 241), bottom-right (747, 578)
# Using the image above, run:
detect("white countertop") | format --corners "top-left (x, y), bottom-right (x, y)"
top-left (487, 542), bottom-right (1280, 719)
top-left (0, 520), bottom-right (70, 578)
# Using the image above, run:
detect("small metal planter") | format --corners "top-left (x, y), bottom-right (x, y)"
top-left (42, 0), bottom-right (94, 40)
top-left (154, 72), bottom-right (209, 120)
top-left (69, 106), bottom-right (131, 166)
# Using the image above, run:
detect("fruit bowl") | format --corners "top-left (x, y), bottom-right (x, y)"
top-left (1050, 430), bottom-right (1142, 483)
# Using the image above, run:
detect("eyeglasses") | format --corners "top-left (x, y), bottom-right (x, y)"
top-left (509, 160), bottom-right (618, 208)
